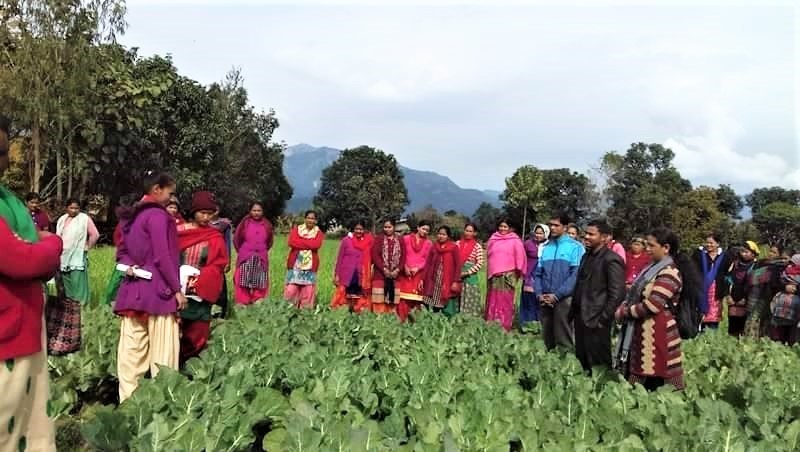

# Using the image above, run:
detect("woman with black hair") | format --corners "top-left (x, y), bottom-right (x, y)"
top-left (615, 227), bottom-right (690, 391)
top-left (692, 233), bottom-right (731, 330)
top-left (422, 226), bottom-right (461, 316)
top-left (284, 210), bottom-right (324, 308)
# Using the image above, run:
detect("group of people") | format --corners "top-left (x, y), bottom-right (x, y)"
top-left (2, 122), bottom-right (799, 451)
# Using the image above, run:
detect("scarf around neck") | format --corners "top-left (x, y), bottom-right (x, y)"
top-left (458, 238), bottom-right (477, 264)
top-left (626, 255), bottom-right (674, 306)
top-left (57, 212), bottom-right (89, 271)
top-left (0, 186), bottom-right (38, 242)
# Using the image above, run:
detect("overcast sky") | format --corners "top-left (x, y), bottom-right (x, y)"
top-left (123, 1), bottom-right (798, 193)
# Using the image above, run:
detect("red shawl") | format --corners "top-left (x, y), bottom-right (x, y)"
top-left (353, 233), bottom-right (374, 288)
top-left (177, 225), bottom-right (229, 303)
top-left (458, 238), bottom-right (477, 266)
top-left (286, 225), bottom-right (324, 271)
top-left (423, 240), bottom-right (460, 302)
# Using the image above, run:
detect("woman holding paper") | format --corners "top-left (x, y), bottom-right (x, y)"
top-left (114, 171), bottom-right (185, 402)
top-left (176, 192), bottom-right (228, 364)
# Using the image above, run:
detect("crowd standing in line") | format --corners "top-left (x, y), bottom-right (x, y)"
top-left (3, 151), bottom-right (800, 437)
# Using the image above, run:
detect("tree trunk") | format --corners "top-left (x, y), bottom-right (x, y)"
top-left (56, 118), bottom-right (63, 201)
top-left (522, 206), bottom-right (528, 238)
top-left (66, 140), bottom-right (73, 198)
top-left (31, 119), bottom-right (41, 192)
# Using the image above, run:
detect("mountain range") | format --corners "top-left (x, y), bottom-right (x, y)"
top-left (283, 144), bottom-right (501, 215)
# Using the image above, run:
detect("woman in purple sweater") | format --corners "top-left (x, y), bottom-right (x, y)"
top-left (114, 172), bottom-right (186, 402)
top-left (519, 223), bottom-right (549, 332)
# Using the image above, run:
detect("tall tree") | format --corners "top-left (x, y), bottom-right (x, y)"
top-left (314, 146), bottom-right (408, 232)
top-left (0, 0), bottom-right (126, 196)
top-left (714, 184), bottom-right (744, 219)
top-left (500, 165), bottom-right (546, 235)
top-left (540, 168), bottom-right (596, 223)
top-left (746, 187), bottom-right (800, 217)
top-left (603, 142), bottom-right (692, 239)
top-left (670, 187), bottom-right (726, 251)
top-left (407, 204), bottom-right (442, 229)
top-left (752, 202), bottom-right (800, 249)
top-left (471, 201), bottom-right (502, 240)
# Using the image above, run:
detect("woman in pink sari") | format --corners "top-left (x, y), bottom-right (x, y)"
top-left (485, 217), bottom-right (527, 331)
top-left (233, 202), bottom-right (273, 305)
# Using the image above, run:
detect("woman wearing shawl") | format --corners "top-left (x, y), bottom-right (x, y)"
top-left (396, 221), bottom-right (433, 321)
top-left (371, 219), bottom-right (405, 315)
top-left (456, 223), bottom-right (484, 316)
top-left (55, 198), bottom-right (100, 306)
top-left (422, 226), bottom-right (461, 316)
top-left (176, 192), bottom-right (228, 364)
top-left (615, 228), bottom-right (685, 391)
top-left (743, 245), bottom-right (789, 339)
top-left (284, 210), bottom-right (324, 308)
top-left (0, 119), bottom-right (62, 452)
top-left (769, 254), bottom-right (800, 344)
top-left (49, 199), bottom-right (99, 355)
top-left (519, 223), bottom-right (549, 332)
top-left (726, 242), bottom-right (758, 336)
top-left (692, 234), bottom-right (730, 330)
top-left (331, 220), bottom-right (374, 312)
top-left (484, 217), bottom-right (527, 331)
top-left (233, 202), bottom-right (273, 305)
top-left (625, 237), bottom-right (651, 288)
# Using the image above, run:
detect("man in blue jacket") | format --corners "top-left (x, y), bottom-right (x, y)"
top-left (535, 213), bottom-right (585, 350)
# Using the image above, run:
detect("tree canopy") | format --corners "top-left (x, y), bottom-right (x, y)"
top-left (313, 146), bottom-right (408, 232)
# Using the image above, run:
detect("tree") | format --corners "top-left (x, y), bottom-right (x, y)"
top-left (441, 210), bottom-right (469, 238)
top-left (471, 202), bottom-right (502, 240)
top-left (500, 165), bottom-right (546, 236)
top-left (407, 204), bottom-right (442, 230)
top-left (715, 184), bottom-right (744, 219)
top-left (0, 0), bottom-right (126, 197)
top-left (603, 142), bottom-right (692, 239)
top-left (540, 168), bottom-right (597, 223)
top-left (314, 146), bottom-right (408, 232)
top-left (670, 187), bottom-right (726, 251)
top-left (199, 70), bottom-right (292, 220)
top-left (752, 202), bottom-right (800, 249)
top-left (746, 187), bottom-right (800, 217)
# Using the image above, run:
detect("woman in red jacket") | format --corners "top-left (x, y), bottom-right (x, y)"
top-left (176, 192), bottom-right (228, 364)
top-left (0, 119), bottom-right (63, 451)
top-left (284, 210), bottom-right (324, 308)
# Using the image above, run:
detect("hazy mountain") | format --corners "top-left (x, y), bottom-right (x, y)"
top-left (283, 144), bottom-right (501, 215)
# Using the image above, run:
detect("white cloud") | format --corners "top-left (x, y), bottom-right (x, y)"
top-left (121, 4), bottom-right (798, 191)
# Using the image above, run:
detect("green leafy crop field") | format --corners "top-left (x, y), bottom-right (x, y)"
top-left (50, 239), bottom-right (800, 451)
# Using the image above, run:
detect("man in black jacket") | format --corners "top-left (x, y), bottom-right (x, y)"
top-left (571, 219), bottom-right (626, 372)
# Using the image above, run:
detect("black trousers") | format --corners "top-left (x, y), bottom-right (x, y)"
top-left (728, 315), bottom-right (746, 337)
top-left (216, 278), bottom-right (229, 319)
top-left (574, 316), bottom-right (612, 372)
top-left (540, 297), bottom-right (574, 350)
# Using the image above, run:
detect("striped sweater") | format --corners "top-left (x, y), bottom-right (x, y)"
top-left (628, 264), bottom-right (684, 385)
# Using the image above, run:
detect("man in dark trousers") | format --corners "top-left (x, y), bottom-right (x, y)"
top-left (571, 219), bottom-right (626, 372)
